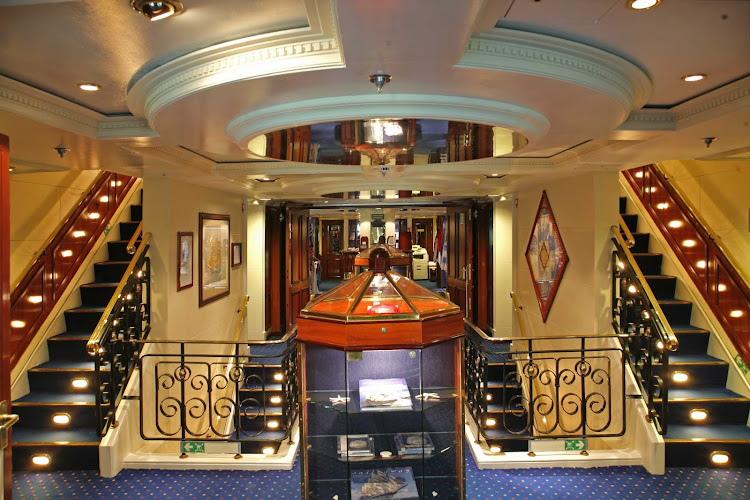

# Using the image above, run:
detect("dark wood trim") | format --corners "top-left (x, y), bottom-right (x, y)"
top-left (1, 133), bottom-right (12, 498)
top-left (265, 206), bottom-right (284, 333)
top-left (473, 201), bottom-right (493, 331)
top-left (231, 242), bottom-right (242, 267)
top-left (198, 212), bottom-right (230, 307)
top-left (177, 232), bottom-right (193, 291)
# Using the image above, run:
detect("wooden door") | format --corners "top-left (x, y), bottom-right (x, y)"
top-left (473, 202), bottom-right (493, 331)
top-left (286, 208), bottom-right (310, 331)
top-left (265, 206), bottom-right (285, 334)
top-left (321, 219), bottom-right (343, 280)
top-left (1, 134), bottom-right (13, 497)
top-left (446, 204), bottom-right (473, 318)
top-left (412, 218), bottom-right (434, 261)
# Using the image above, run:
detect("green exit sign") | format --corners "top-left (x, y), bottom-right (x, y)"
top-left (564, 439), bottom-right (587, 451)
top-left (181, 441), bottom-right (205, 453)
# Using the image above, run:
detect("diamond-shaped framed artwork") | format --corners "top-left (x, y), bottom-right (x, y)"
top-left (525, 191), bottom-right (568, 322)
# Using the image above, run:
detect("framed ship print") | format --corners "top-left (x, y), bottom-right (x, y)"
top-left (524, 191), bottom-right (568, 322)
top-left (177, 231), bottom-right (193, 291)
top-left (199, 213), bottom-right (230, 307)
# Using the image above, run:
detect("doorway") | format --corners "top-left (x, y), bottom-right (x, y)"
top-left (321, 219), bottom-right (344, 280)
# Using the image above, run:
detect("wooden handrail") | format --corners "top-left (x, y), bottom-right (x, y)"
top-left (11, 171), bottom-right (105, 292)
top-left (126, 220), bottom-right (143, 254)
top-left (612, 225), bottom-right (679, 351)
top-left (653, 162), bottom-right (750, 292)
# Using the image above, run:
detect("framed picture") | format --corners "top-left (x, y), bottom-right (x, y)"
top-left (199, 212), bottom-right (230, 307)
top-left (524, 191), bottom-right (568, 322)
top-left (177, 232), bottom-right (193, 291)
top-left (231, 242), bottom-right (242, 267)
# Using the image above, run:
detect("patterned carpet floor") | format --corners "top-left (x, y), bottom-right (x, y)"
top-left (13, 450), bottom-right (750, 499)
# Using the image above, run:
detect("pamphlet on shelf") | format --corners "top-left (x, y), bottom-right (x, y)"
top-left (350, 467), bottom-right (419, 500)
top-left (337, 435), bottom-right (375, 459)
top-left (358, 378), bottom-right (413, 411)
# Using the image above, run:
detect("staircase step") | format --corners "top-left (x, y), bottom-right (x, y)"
top-left (107, 240), bottom-right (133, 262)
top-left (672, 326), bottom-right (711, 354)
top-left (482, 428), bottom-right (530, 452)
top-left (629, 232), bottom-right (650, 254)
top-left (667, 399), bottom-right (750, 425)
top-left (665, 425), bottom-right (750, 467)
top-left (12, 432), bottom-right (99, 471)
top-left (130, 204), bottom-right (142, 222)
top-left (119, 221), bottom-right (141, 241)
top-left (14, 391), bottom-right (96, 404)
top-left (621, 214), bottom-right (638, 234)
top-left (666, 424), bottom-right (750, 441)
top-left (13, 402), bottom-right (96, 428)
top-left (64, 307), bottom-right (105, 332)
top-left (653, 359), bottom-right (729, 387)
top-left (80, 282), bottom-right (119, 308)
top-left (619, 197), bottom-right (627, 215)
top-left (94, 261), bottom-right (130, 282)
top-left (28, 360), bottom-right (98, 393)
top-left (645, 275), bottom-right (677, 300)
top-left (47, 334), bottom-right (91, 362)
top-left (632, 253), bottom-right (662, 275)
top-left (658, 299), bottom-right (693, 325)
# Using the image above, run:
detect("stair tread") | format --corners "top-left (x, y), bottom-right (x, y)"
top-left (671, 325), bottom-right (710, 333)
top-left (12, 428), bottom-right (100, 445)
top-left (14, 392), bottom-right (96, 404)
top-left (95, 261), bottom-right (130, 265)
top-left (483, 428), bottom-right (530, 439)
top-left (232, 430), bottom-right (287, 441)
top-left (49, 331), bottom-right (92, 341)
top-left (32, 359), bottom-right (95, 371)
top-left (667, 387), bottom-right (748, 401)
top-left (632, 252), bottom-right (661, 256)
top-left (658, 299), bottom-right (692, 305)
top-left (66, 306), bottom-right (106, 313)
top-left (667, 353), bottom-right (725, 364)
top-left (665, 424), bottom-right (750, 441)
top-left (644, 275), bottom-right (676, 280)
top-left (80, 282), bottom-right (119, 288)
top-left (240, 383), bottom-right (283, 391)
top-left (487, 403), bottom-right (525, 412)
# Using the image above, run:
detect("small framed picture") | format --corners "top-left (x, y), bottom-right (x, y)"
top-left (232, 242), bottom-right (242, 267)
top-left (177, 232), bottom-right (193, 291)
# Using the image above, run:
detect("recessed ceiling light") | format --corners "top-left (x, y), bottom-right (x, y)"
top-left (627, 0), bottom-right (661, 10)
top-left (131, 0), bottom-right (183, 21)
top-left (77, 83), bottom-right (101, 92)
top-left (682, 74), bottom-right (706, 82)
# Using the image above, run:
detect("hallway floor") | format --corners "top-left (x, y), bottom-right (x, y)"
top-left (13, 450), bottom-right (750, 499)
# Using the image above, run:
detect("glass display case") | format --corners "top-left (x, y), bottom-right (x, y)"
top-left (298, 254), bottom-right (465, 499)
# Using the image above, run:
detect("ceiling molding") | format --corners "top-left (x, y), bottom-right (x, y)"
top-left (672, 75), bottom-right (750, 127)
top-left (456, 29), bottom-right (652, 113)
top-left (226, 94), bottom-right (551, 149)
top-left (127, 0), bottom-right (344, 122)
top-left (97, 118), bottom-right (158, 139)
top-left (615, 110), bottom-right (675, 132)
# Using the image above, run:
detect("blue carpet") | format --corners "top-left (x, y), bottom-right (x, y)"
top-left (13, 449), bottom-right (750, 499)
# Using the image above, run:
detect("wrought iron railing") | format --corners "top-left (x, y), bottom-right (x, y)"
top-left (137, 329), bottom-right (298, 446)
top-left (87, 232), bottom-right (151, 437)
top-left (10, 172), bottom-right (135, 367)
top-left (464, 321), bottom-right (627, 443)
top-left (611, 222), bottom-right (677, 434)
top-left (622, 164), bottom-right (750, 368)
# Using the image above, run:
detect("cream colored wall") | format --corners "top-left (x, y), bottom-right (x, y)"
top-left (493, 199), bottom-right (513, 337)
top-left (513, 172), bottom-right (619, 336)
top-left (659, 160), bottom-right (750, 279)
top-left (9, 170), bottom-right (99, 285)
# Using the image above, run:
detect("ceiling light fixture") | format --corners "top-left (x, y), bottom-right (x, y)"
top-left (627, 0), bottom-right (661, 10)
top-left (131, 0), bottom-right (183, 21)
top-left (369, 73), bottom-right (392, 93)
top-left (77, 83), bottom-right (101, 92)
top-left (682, 74), bottom-right (706, 82)
top-left (53, 147), bottom-right (70, 158)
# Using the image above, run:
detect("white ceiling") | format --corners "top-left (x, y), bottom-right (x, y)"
top-left (1, 0), bottom-right (749, 201)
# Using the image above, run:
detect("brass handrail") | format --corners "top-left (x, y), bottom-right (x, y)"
top-left (510, 291), bottom-right (528, 338)
top-left (611, 225), bottom-right (679, 351)
top-left (618, 214), bottom-right (636, 248)
top-left (126, 220), bottom-right (143, 254)
top-left (133, 327), bottom-right (298, 346)
top-left (463, 317), bottom-right (626, 344)
top-left (653, 162), bottom-right (750, 293)
top-left (232, 295), bottom-right (249, 342)
top-left (11, 171), bottom-right (104, 291)
top-left (87, 232), bottom-right (151, 355)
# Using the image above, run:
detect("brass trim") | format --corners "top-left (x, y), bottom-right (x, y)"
top-left (510, 292), bottom-right (528, 338)
top-left (612, 226), bottom-right (679, 351)
top-left (232, 295), bottom-right (249, 342)
top-left (12, 402), bottom-right (95, 407)
top-left (126, 220), bottom-right (143, 254)
top-left (87, 232), bottom-right (151, 355)
top-left (135, 326), bottom-right (297, 346)
top-left (11, 172), bottom-right (106, 292)
top-left (654, 162), bottom-right (750, 292)
top-left (464, 318), bottom-right (626, 344)
top-left (16, 442), bottom-right (100, 447)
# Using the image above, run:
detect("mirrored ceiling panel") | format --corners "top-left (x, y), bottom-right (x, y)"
top-left (247, 119), bottom-right (528, 165)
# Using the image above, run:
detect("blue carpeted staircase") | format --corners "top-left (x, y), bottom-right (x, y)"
top-left (620, 196), bottom-right (750, 467)
top-left (12, 200), bottom-right (143, 471)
